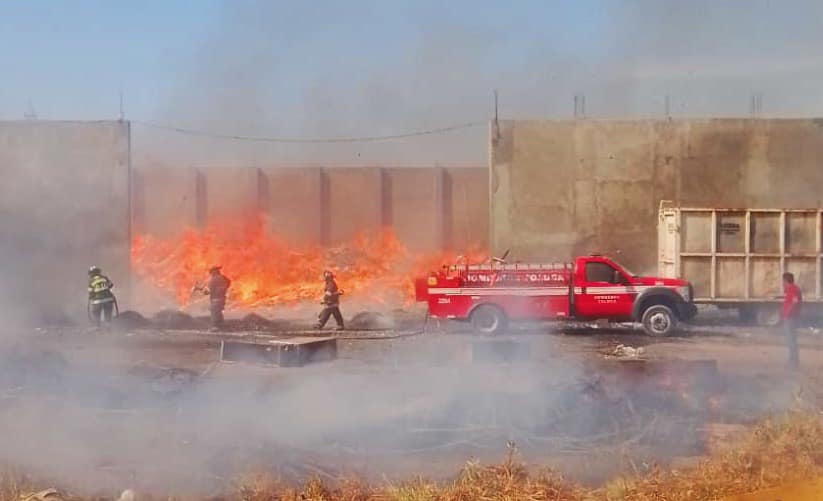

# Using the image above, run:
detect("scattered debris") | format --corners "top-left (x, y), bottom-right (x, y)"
top-left (19, 489), bottom-right (62, 501)
top-left (152, 310), bottom-right (203, 330)
top-left (235, 312), bottom-right (274, 330)
top-left (116, 490), bottom-right (135, 501)
top-left (128, 366), bottom-right (199, 397)
top-left (112, 310), bottom-right (149, 329)
top-left (611, 344), bottom-right (646, 358)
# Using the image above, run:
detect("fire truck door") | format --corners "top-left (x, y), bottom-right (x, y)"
top-left (574, 261), bottom-right (634, 318)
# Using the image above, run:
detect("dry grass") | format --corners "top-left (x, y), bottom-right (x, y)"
top-left (597, 411), bottom-right (823, 500)
top-left (0, 466), bottom-right (38, 501)
top-left (3, 413), bottom-right (823, 501)
top-left (233, 412), bottom-right (823, 501)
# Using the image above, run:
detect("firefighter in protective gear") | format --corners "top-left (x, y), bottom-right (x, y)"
top-left (195, 266), bottom-right (231, 330)
top-left (88, 266), bottom-right (116, 327)
top-left (316, 270), bottom-right (344, 331)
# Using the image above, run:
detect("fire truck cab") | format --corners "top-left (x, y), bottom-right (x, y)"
top-left (415, 254), bottom-right (696, 337)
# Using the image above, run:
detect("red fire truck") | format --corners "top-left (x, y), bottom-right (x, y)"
top-left (415, 254), bottom-right (696, 336)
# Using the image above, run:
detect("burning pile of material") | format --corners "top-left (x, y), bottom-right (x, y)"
top-left (131, 214), bottom-right (485, 310)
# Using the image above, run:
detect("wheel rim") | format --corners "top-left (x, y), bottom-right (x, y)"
top-left (649, 312), bottom-right (670, 334)
top-left (475, 310), bottom-right (498, 331)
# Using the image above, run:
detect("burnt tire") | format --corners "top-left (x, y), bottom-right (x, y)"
top-left (641, 304), bottom-right (677, 337)
top-left (470, 305), bottom-right (508, 336)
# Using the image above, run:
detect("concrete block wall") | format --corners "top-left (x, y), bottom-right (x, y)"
top-left (132, 166), bottom-right (489, 253)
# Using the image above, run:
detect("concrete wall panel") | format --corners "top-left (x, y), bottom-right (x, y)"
top-left (387, 168), bottom-right (443, 252)
top-left (326, 167), bottom-right (384, 243)
top-left (447, 167), bottom-right (488, 251)
top-left (491, 118), bottom-right (823, 274)
top-left (0, 120), bottom-right (130, 320)
top-left (133, 167), bottom-right (200, 237)
top-left (264, 167), bottom-right (324, 245)
top-left (202, 166), bottom-right (262, 222)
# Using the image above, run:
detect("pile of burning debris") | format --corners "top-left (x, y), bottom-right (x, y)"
top-left (131, 217), bottom-right (485, 311)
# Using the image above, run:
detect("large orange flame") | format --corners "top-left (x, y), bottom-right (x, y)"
top-left (131, 214), bottom-right (485, 309)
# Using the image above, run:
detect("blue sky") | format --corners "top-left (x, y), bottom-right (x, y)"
top-left (2, 1), bottom-right (823, 165)
top-left (0, 1), bottom-right (608, 121)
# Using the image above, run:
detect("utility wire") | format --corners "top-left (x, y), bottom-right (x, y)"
top-left (132, 119), bottom-right (485, 143)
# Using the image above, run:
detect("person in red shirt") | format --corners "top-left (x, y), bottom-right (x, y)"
top-left (781, 272), bottom-right (802, 370)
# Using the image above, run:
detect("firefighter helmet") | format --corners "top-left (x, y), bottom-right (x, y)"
top-left (209, 266), bottom-right (222, 273)
top-left (89, 266), bottom-right (101, 276)
top-left (323, 270), bottom-right (334, 279)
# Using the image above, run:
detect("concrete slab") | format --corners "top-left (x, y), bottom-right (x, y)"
top-left (219, 336), bottom-right (337, 367)
top-left (263, 167), bottom-right (324, 245)
top-left (326, 167), bottom-right (384, 243)
top-left (386, 168), bottom-right (444, 252)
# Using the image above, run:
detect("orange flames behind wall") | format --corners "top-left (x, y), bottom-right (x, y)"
top-left (131, 215), bottom-right (485, 308)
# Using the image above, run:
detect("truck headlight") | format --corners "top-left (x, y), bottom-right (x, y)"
top-left (677, 285), bottom-right (691, 302)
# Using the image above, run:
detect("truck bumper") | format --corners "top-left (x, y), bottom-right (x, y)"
top-left (677, 302), bottom-right (698, 321)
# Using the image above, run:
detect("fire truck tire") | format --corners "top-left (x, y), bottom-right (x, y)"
top-left (470, 305), bottom-right (508, 336)
top-left (641, 304), bottom-right (677, 337)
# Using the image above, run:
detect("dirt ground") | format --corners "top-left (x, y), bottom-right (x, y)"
top-left (1, 307), bottom-right (822, 497)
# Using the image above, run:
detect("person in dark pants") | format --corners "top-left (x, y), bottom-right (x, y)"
top-left (781, 272), bottom-right (802, 370)
top-left (316, 270), bottom-right (344, 331)
top-left (196, 266), bottom-right (231, 331)
top-left (88, 266), bottom-right (116, 327)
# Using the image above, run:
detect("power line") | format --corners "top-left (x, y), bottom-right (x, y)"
top-left (131, 119), bottom-right (484, 144)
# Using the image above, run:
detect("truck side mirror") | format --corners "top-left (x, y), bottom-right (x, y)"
top-left (613, 270), bottom-right (623, 284)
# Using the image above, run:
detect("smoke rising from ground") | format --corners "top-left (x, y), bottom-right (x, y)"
top-left (0, 333), bottom-right (587, 494)
top-left (0, 326), bottom-right (805, 496)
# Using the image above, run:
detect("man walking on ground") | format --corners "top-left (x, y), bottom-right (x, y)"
top-left (316, 270), bottom-right (344, 331)
top-left (88, 266), bottom-right (116, 327)
top-left (195, 266), bottom-right (231, 331)
top-left (781, 272), bottom-right (802, 370)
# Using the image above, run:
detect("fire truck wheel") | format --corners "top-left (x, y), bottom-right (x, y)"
top-left (641, 304), bottom-right (677, 337)
top-left (470, 305), bottom-right (508, 335)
